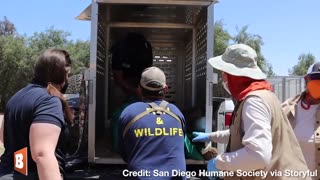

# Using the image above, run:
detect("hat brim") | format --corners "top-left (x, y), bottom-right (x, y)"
top-left (208, 55), bottom-right (267, 80)
top-left (307, 72), bottom-right (320, 80)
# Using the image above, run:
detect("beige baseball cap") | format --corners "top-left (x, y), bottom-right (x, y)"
top-left (140, 66), bottom-right (166, 91)
top-left (208, 44), bottom-right (266, 80)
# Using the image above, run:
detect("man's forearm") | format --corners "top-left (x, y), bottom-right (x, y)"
top-left (209, 129), bottom-right (230, 144)
top-left (215, 146), bottom-right (269, 172)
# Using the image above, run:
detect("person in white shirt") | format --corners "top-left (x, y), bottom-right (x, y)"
top-left (192, 44), bottom-right (310, 180)
top-left (282, 62), bottom-right (320, 180)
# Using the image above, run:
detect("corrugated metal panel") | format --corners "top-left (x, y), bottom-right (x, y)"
top-left (153, 46), bottom-right (178, 104)
top-left (267, 76), bottom-right (305, 102)
top-left (194, 7), bottom-right (207, 107)
top-left (95, 8), bottom-right (107, 139)
top-left (184, 39), bottom-right (193, 108)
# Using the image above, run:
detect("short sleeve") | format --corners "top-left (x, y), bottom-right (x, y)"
top-left (33, 96), bottom-right (65, 128)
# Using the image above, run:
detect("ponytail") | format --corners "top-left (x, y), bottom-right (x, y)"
top-left (47, 83), bottom-right (74, 126)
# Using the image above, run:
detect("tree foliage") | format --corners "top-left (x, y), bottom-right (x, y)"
top-left (26, 27), bottom-right (90, 76)
top-left (0, 16), bottom-right (16, 36)
top-left (0, 17), bottom-right (90, 111)
top-left (28, 27), bottom-right (69, 50)
top-left (213, 21), bottom-right (232, 97)
top-left (214, 20), bottom-right (232, 56)
top-left (233, 25), bottom-right (275, 76)
top-left (0, 35), bottom-right (30, 109)
top-left (65, 40), bottom-right (90, 75)
top-left (289, 53), bottom-right (316, 75)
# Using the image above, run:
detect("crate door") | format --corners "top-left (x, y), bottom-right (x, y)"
top-left (87, 1), bottom-right (109, 163)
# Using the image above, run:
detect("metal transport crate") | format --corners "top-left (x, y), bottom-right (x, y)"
top-left (77, 0), bottom-right (217, 165)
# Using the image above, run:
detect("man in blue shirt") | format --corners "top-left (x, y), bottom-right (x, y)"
top-left (110, 32), bottom-right (153, 152)
top-left (119, 66), bottom-right (186, 180)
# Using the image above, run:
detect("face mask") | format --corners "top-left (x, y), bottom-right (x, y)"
top-left (61, 82), bottom-right (69, 94)
top-left (307, 80), bottom-right (320, 99)
top-left (222, 81), bottom-right (231, 95)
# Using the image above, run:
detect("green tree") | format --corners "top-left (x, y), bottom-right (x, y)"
top-left (0, 16), bottom-right (16, 36)
top-left (23, 27), bottom-right (72, 79)
top-left (289, 53), bottom-right (315, 75)
top-left (213, 21), bottom-right (232, 97)
top-left (27, 27), bottom-right (90, 75)
top-left (0, 25), bottom-right (90, 111)
top-left (28, 27), bottom-right (70, 56)
top-left (0, 17), bottom-right (28, 111)
top-left (0, 35), bottom-right (29, 110)
top-left (214, 20), bottom-right (231, 56)
top-left (265, 63), bottom-right (275, 77)
top-left (233, 25), bottom-right (275, 76)
top-left (65, 40), bottom-right (90, 75)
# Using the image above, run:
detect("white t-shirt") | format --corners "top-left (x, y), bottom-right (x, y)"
top-left (294, 100), bottom-right (318, 172)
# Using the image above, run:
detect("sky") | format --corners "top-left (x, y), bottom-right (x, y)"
top-left (1, 0), bottom-right (319, 76)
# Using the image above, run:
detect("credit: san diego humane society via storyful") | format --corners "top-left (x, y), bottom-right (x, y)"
top-left (122, 169), bottom-right (318, 179)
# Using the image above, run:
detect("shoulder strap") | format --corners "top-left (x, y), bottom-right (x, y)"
top-left (159, 100), bottom-right (169, 108)
top-left (161, 105), bottom-right (182, 124)
top-left (122, 108), bottom-right (154, 138)
top-left (122, 100), bottom-right (182, 138)
top-left (149, 100), bottom-right (181, 124)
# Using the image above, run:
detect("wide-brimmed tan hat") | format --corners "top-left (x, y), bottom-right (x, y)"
top-left (208, 44), bottom-right (266, 80)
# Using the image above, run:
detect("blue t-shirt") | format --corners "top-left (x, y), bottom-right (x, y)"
top-left (119, 100), bottom-right (186, 180)
top-left (0, 83), bottom-right (65, 175)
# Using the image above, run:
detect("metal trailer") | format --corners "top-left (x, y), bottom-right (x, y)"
top-left (267, 76), bottom-right (305, 103)
top-left (77, 0), bottom-right (218, 165)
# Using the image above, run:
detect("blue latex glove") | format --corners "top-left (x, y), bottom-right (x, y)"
top-left (192, 132), bottom-right (210, 142)
top-left (207, 158), bottom-right (219, 180)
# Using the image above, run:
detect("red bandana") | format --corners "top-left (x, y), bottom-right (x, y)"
top-left (226, 73), bottom-right (273, 101)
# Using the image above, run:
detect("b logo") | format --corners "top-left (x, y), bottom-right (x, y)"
top-left (14, 147), bottom-right (28, 176)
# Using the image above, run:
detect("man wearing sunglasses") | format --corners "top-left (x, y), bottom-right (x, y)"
top-left (282, 62), bottom-right (320, 180)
